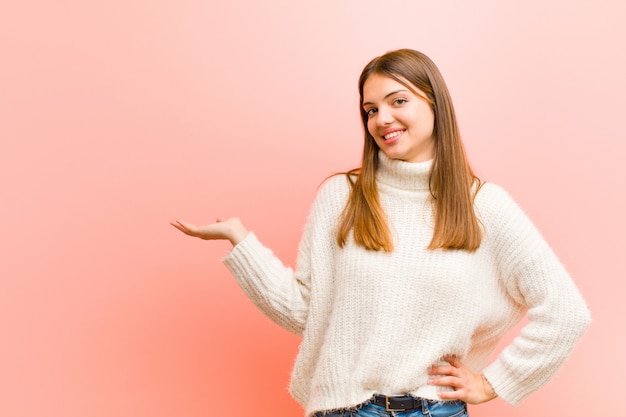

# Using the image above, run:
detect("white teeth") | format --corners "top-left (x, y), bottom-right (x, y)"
top-left (384, 130), bottom-right (403, 140)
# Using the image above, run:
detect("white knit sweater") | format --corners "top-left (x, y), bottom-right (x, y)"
top-left (223, 153), bottom-right (590, 416)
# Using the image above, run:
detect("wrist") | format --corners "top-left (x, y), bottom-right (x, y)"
top-left (227, 219), bottom-right (249, 246)
top-left (480, 373), bottom-right (497, 402)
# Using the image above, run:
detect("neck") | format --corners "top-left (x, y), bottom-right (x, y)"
top-left (376, 151), bottom-right (432, 192)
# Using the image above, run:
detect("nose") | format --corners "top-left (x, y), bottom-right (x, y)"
top-left (376, 105), bottom-right (394, 126)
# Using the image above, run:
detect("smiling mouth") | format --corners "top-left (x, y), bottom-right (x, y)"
top-left (383, 130), bottom-right (405, 140)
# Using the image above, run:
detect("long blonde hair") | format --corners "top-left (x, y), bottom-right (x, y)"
top-left (336, 49), bottom-right (483, 252)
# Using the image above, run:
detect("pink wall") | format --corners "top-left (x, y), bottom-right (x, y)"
top-left (1, 0), bottom-right (624, 416)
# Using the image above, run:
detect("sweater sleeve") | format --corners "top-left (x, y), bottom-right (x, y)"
top-left (222, 230), bottom-right (311, 335)
top-left (479, 184), bottom-right (591, 406)
top-left (221, 176), bottom-right (345, 336)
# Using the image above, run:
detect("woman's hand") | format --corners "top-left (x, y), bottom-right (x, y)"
top-left (170, 217), bottom-right (249, 246)
top-left (428, 355), bottom-right (497, 404)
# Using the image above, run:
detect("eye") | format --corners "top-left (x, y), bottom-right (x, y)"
top-left (393, 98), bottom-right (408, 105)
top-left (365, 108), bottom-right (378, 117)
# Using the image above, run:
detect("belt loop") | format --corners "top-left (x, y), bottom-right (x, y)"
top-left (420, 398), bottom-right (430, 416)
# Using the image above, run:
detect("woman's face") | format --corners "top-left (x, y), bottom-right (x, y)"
top-left (362, 74), bottom-right (435, 163)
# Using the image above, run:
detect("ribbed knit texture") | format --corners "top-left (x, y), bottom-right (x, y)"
top-left (223, 153), bottom-right (590, 416)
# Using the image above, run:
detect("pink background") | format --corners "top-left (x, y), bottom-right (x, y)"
top-left (1, 0), bottom-right (624, 416)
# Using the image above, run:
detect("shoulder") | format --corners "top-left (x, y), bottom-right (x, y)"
top-left (305, 173), bottom-right (352, 230)
top-left (474, 182), bottom-right (534, 236)
top-left (474, 182), bottom-right (522, 217)
top-left (313, 173), bottom-right (352, 208)
top-left (475, 182), bottom-right (513, 206)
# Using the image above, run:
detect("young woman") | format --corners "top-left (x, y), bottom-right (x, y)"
top-left (171, 49), bottom-right (590, 417)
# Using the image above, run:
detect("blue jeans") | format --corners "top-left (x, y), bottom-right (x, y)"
top-left (311, 398), bottom-right (468, 417)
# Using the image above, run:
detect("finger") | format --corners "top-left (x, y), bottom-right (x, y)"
top-left (429, 364), bottom-right (459, 377)
top-left (171, 220), bottom-right (196, 235)
top-left (442, 355), bottom-right (461, 367)
top-left (174, 219), bottom-right (196, 229)
top-left (180, 220), bottom-right (202, 234)
top-left (170, 221), bottom-right (187, 232)
top-left (428, 375), bottom-right (463, 388)
top-left (437, 390), bottom-right (464, 401)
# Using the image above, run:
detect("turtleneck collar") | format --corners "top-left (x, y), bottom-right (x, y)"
top-left (376, 151), bottom-right (433, 192)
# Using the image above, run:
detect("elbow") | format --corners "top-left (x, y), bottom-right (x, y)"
top-left (560, 299), bottom-right (592, 343)
top-left (578, 303), bottom-right (592, 334)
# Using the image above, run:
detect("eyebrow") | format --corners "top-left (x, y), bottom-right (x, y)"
top-left (362, 90), bottom-right (410, 107)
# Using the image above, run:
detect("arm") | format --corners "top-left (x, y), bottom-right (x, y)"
top-left (171, 216), bottom-right (312, 335)
top-left (221, 230), bottom-right (313, 335)
top-left (219, 174), bottom-right (349, 335)
top-left (428, 184), bottom-right (590, 405)
top-left (477, 185), bottom-right (591, 405)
